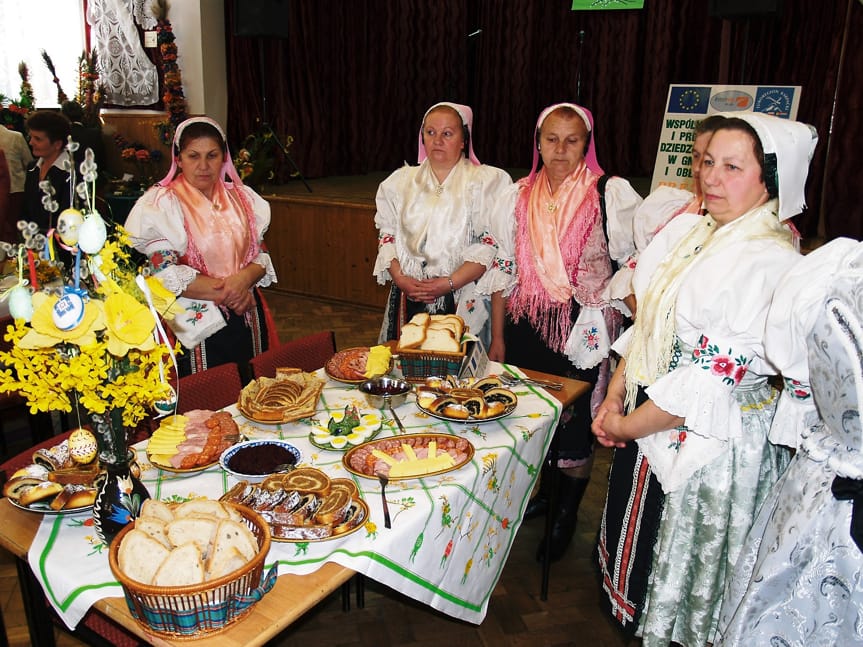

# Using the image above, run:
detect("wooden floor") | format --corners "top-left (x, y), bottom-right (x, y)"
top-left (0, 291), bottom-right (637, 647)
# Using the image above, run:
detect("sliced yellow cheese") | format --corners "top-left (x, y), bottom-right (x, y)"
top-left (428, 440), bottom-right (437, 458)
top-left (388, 453), bottom-right (455, 478)
top-left (149, 453), bottom-right (175, 465)
top-left (402, 443), bottom-right (418, 462)
top-left (371, 449), bottom-right (397, 466)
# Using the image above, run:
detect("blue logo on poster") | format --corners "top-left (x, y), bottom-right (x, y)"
top-left (668, 86), bottom-right (710, 114)
top-left (754, 87), bottom-right (794, 118)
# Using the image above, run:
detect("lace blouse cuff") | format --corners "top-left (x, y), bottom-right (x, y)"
top-left (768, 385), bottom-right (816, 449)
top-left (474, 256), bottom-right (517, 296)
top-left (156, 265), bottom-right (199, 296)
top-left (373, 241), bottom-right (397, 283)
top-left (647, 365), bottom-right (743, 442)
top-left (463, 242), bottom-right (496, 269)
top-left (253, 252), bottom-right (277, 288)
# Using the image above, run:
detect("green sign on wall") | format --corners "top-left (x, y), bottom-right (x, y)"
top-left (571, 0), bottom-right (645, 9)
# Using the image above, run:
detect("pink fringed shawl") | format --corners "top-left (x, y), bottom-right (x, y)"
top-left (508, 166), bottom-right (612, 353)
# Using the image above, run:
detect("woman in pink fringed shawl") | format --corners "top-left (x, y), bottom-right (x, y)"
top-left (126, 117), bottom-right (278, 378)
top-left (494, 103), bottom-right (642, 562)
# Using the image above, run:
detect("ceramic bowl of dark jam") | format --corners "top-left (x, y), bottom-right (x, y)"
top-left (219, 439), bottom-right (301, 483)
top-left (358, 376), bottom-right (412, 409)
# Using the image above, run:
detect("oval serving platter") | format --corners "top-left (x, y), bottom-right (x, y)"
top-left (415, 401), bottom-right (516, 424)
top-left (9, 499), bottom-right (93, 515)
top-left (342, 433), bottom-right (475, 481)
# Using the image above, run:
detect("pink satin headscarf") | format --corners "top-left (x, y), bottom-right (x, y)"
top-left (417, 102), bottom-right (481, 166)
top-left (158, 116), bottom-right (245, 188)
top-left (528, 102), bottom-right (604, 184)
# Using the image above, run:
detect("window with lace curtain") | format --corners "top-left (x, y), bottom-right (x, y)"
top-left (0, 0), bottom-right (159, 109)
top-left (0, 0), bottom-right (86, 108)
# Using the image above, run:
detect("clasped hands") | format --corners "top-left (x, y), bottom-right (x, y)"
top-left (211, 274), bottom-right (255, 315)
top-left (592, 396), bottom-right (630, 449)
top-left (398, 275), bottom-right (451, 304)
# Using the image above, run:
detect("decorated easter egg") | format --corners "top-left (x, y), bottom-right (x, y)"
top-left (56, 208), bottom-right (85, 246)
top-left (77, 211), bottom-right (107, 254)
top-left (154, 385), bottom-right (178, 416)
top-left (8, 285), bottom-right (33, 321)
top-left (68, 428), bottom-right (99, 464)
top-left (52, 292), bottom-right (85, 330)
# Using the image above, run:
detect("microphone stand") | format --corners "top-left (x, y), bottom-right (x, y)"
top-left (256, 39), bottom-right (311, 192)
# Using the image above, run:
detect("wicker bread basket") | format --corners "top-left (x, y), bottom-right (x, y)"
top-left (108, 502), bottom-right (273, 639)
top-left (397, 340), bottom-right (469, 382)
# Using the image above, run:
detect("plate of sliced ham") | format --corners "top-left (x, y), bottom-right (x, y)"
top-left (146, 410), bottom-right (242, 473)
top-left (324, 347), bottom-right (372, 383)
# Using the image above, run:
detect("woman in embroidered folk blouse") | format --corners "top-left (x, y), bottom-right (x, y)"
top-left (373, 102), bottom-right (516, 348)
top-left (592, 114), bottom-right (817, 646)
top-left (493, 103), bottom-right (642, 562)
top-left (126, 117), bottom-right (277, 377)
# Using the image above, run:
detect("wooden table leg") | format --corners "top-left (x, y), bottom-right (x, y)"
top-left (16, 557), bottom-right (56, 647)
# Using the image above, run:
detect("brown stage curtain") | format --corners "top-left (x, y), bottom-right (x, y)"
top-left (225, 0), bottom-right (862, 242)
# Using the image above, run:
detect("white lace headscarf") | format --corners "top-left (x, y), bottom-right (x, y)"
top-left (624, 114), bottom-right (818, 411)
top-left (157, 116), bottom-right (245, 189)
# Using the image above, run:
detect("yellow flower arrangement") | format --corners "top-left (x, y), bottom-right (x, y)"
top-left (0, 142), bottom-right (183, 460)
top-left (0, 226), bottom-right (180, 429)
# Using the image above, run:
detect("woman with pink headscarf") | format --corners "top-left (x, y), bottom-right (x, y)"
top-left (496, 103), bottom-right (642, 562)
top-left (126, 116), bottom-right (278, 378)
top-left (373, 102), bottom-right (516, 347)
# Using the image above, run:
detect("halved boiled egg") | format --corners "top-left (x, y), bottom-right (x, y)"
top-left (346, 432), bottom-right (366, 445)
top-left (360, 413), bottom-right (382, 429)
top-left (330, 436), bottom-right (349, 449)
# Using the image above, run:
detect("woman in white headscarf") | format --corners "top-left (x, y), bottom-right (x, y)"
top-left (373, 102), bottom-right (516, 348)
top-left (126, 116), bottom-right (278, 378)
top-left (592, 114), bottom-right (818, 646)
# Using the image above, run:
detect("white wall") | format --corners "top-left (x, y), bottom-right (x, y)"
top-left (170, 0), bottom-right (227, 127)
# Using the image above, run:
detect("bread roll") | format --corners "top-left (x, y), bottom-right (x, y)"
top-left (19, 481), bottom-right (63, 506)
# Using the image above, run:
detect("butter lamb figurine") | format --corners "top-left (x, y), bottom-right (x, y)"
top-left (717, 238), bottom-right (863, 645)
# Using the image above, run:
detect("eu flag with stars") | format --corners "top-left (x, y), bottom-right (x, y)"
top-left (667, 86), bottom-right (710, 114)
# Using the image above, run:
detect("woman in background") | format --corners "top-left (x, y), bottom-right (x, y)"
top-left (605, 115), bottom-right (725, 319)
top-left (126, 116), bottom-right (278, 378)
top-left (22, 110), bottom-right (71, 231)
top-left (373, 102), bottom-right (515, 349)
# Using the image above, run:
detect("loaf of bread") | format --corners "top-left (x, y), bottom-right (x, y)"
top-left (397, 313), bottom-right (465, 353)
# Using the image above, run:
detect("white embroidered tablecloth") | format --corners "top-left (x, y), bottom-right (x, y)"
top-left (28, 364), bottom-right (562, 629)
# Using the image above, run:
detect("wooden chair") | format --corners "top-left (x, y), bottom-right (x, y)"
top-left (250, 331), bottom-right (337, 379)
top-left (176, 362), bottom-right (245, 414)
